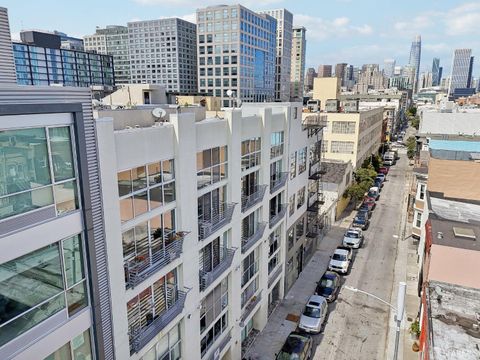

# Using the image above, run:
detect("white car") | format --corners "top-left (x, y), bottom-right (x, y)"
top-left (298, 295), bottom-right (328, 334)
top-left (328, 247), bottom-right (352, 274)
top-left (342, 228), bottom-right (364, 249)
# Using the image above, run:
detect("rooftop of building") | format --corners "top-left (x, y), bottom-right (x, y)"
top-left (419, 111), bottom-right (480, 136)
top-left (429, 139), bottom-right (480, 152)
top-left (426, 281), bottom-right (480, 360)
top-left (321, 160), bottom-right (351, 184)
top-left (427, 157), bottom-right (480, 203)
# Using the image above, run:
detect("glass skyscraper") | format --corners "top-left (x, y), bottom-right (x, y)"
top-left (449, 48), bottom-right (474, 93)
top-left (408, 35), bottom-right (421, 93)
top-left (196, 4), bottom-right (276, 107)
top-left (431, 58), bottom-right (441, 86)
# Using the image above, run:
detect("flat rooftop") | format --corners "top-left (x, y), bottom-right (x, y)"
top-left (426, 281), bottom-right (480, 360)
top-left (419, 111), bottom-right (480, 136)
top-left (321, 161), bottom-right (350, 184)
top-left (429, 139), bottom-right (480, 152)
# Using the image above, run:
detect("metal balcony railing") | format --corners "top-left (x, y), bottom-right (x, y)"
top-left (124, 232), bottom-right (188, 289)
top-left (241, 222), bottom-right (267, 253)
top-left (270, 172), bottom-right (288, 194)
top-left (205, 331), bottom-right (232, 360)
top-left (241, 185), bottom-right (267, 212)
top-left (302, 114), bottom-right (328, 130)
top-left (268, 265), bottom-right (283, 288)
top-left (199, 247), bottom-right (236, 291)
top-left (308, 165), bottom-right (326, 180)
top-left (241, 291), bottom-right (263, 325)
top-left (269, 204), bottom-right (287, 228)
top-left (129, 289), bottom-right (188, 354)
top-left (198, 203), bottom-right (236, 240)
top-left (306, 224), bottom-right (319, 238)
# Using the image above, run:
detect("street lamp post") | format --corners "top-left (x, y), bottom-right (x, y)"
top-left (344, 282), bottom-right (406, 360)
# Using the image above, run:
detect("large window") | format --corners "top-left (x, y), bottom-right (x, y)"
top-left (0, 235), bottom-right (87, 347)
top-left (0, 126), bottom-right (79, 221)
top-left (199, 234), bottom-right (227, 274)
top-left (241, 137), bottom-right (261, 171)
top-left (288, 194), bottom-right (295, 216)
top-left (309, 141), bottom-right (321, 166)
top-left (117, 159), bottom-right (175, 223)
top-left (198, 186), bottom-right (227, 223)
top-left (141, 324), bottom-right (181, 360)
top-left (196, 146), bottom-right (228, 189)
top-left (44, 329), bottom-right (92, 360)
top-left (289, 152), bottom-right (297, 179)
top-left (241, 249), bottom-right (258, 287)
top-left (270, 131), bottom-right (284, 158)
top-left (298, 147), bottom-right (307, 174)
top-left (330, 141), bottom-right (355, 154)
top-left (331, 121), bottom-right (356, 134)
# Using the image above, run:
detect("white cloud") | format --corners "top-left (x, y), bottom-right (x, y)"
top-left (133, 0), bottom-right (283, 8)
top-left (423, 43), bottom-right (450, 53)
top-left (180, 13), bottom-right (196, 23)
top-left (445, 2), bottom-right (480, 35)
top-left (294, 14), bottom-right (373, 41)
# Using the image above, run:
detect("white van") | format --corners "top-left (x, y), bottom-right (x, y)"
top-left (383, 152), bottom-right (395, 166)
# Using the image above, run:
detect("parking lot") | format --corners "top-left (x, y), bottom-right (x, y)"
top-left (246, 147), bottom-right (411, 360)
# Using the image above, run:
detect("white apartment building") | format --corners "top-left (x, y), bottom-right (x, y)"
top-left (127, 18), bottom-right (197, 93)
top-left (260, 9), bottom-right (293, 102)
top-left (94, 102), bottom-right (323, 360)
top-left (84, 25), bottom-right (131, 84)
top-left (290, 27), bottom-right (306, 100)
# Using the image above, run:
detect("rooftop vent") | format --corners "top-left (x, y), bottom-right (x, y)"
top-left (453, 227), bottom-right (476, 240)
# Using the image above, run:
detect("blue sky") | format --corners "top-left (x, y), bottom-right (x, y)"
top-left (4, 0), bottom-right (480, 77)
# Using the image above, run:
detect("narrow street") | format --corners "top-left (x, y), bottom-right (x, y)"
top-left (312, 150), bottom-right (411, 359)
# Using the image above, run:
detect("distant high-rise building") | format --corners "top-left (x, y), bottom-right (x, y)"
top-left (317, 64), bottom-right (332, 77)
top-left (383, 59), bottom-right (396, 78)
top-left (408, 35), bottom-right (421, 92)
top-left (197, 4), bottom-right (277, 106)
top-left (355, 64), bottom-right (386, 93)
top-left (394, 65), bottom-right (402, 76)
top-left (85, 25), bottom-right (130, 84)
top-left (290, 26), bottom-right (306, 100)
top-left (449, 49), bottom-right (474, 94)
top-left (420, 71), bottom-right (433, 89)
top-left (0, 7), bottom-right (16, 83)
top-left (335, 63), bottom-right (347, 85)
top-left (343, 64), bottom-right (354, 90)
top-left (261, 9), bottom-right (293, 102)
top-left (128, 18), bottom-right (197, 93)
top-left (438, 67), bottom-right (443, 85)
top-left (431, 58), bottom-right (441, 86)
top-left (304, 67), bottom-right (316, 91)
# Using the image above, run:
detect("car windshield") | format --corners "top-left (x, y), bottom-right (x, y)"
top-left (304, 305), bottom-right (321, 318)
top-left (277, 335), bottom-right (305, 359)
top-left (368, 191), bottom-right (376, 196)
top-left (346, 231), bottom-right (359, 238)
top-left (354, 217), bottom-right (365, 223)
top-left (332, 253), bottom-right (346, 261)
top-left (320, 278), bottom-right (334, 288)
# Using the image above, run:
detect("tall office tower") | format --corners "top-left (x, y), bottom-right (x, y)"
top-left (449, 49), bottom-right (474, 93)
top-left (383, 59), bottom-right (396, 78)
top-left (317, 64), bottom-right (332, 77)
top-left (54, 31), bottom-right (84, 50)
top-left (431, 58), bottom-right (441, 86)
top-left (304, 67), bottom-right (317, 91)
top-left (355, 64), bottom-right (386, 93)
top-left (290, 26), bottom-right (306, 100)
top-left (420, 71), bottom-right (433, 89)
top-left (127, 18), bottom-right (197, 93)
top-left (85, 25), bottom-right (130, 84)
top-left (261, 9), bottom-right (293, 102)
top-left (0, 7), bottom-right (16, 83)
top-left (14, 30), bottom-right (114, 87)
top-left (196, 5), bottom-right (276, 106)
top-left (408, 34), bottom-right (421, 92)
top-left (335, 63), bottom-right (347, 85)
top-left (438, 67), bottom-right (443, 85)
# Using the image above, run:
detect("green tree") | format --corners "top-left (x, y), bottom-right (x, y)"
top-left (406, 136), bottom-right (416, 160)
top-left (344, 183), bottom-right (366, 204)
top-left (371, 154), bottom-right (383, 171)
top-left (355, 166), bottom-right (377, 184)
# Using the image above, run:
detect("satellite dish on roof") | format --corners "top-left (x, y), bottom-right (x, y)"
top-left (226, 89), bottom-right (234, 97)
top-left (152, 107), bottom-right (167, 119)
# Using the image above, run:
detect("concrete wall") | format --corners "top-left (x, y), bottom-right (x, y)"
top-left (102, 84), bottom-right (167, 106)
top-left (312, 77), bottom-right (341, 110)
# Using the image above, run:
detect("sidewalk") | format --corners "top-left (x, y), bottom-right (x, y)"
top-left (244, 214), bottom-right (354, 360)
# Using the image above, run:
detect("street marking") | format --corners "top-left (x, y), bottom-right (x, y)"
top-left (392, 235), bottom-right (399, 238)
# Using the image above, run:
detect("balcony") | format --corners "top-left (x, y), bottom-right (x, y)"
top-left (241, 291), bottom-right (263, 326)
top-left (199, 247), bottom-right (236, 291)
top-left (242, 185), bottom-right (267, 212)
top-left (268, 265), bottom-right (282, 288)
top-left (308, 165), bottom-right (326, 180)
top-left (206, 331), bottom-right (232, 360)
top-left (302, 114), bottom-right (328, 130)
top-left (270, 172), bottom-right (288, 194)
top-left (129, 289), bottom-right (188, 354)
top-left (124, 232), bottom-right (188, 289)
top-left (306, 224), bottom-right (319, 238)
top-left (198, 203), bottom-right (236, 240)
top-left (241, 222), bottom-right (267, 253)
top-left (269, 204), bottom-right (287, 228)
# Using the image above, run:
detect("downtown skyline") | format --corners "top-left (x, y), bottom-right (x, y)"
top-left (3, 0), bottom-right (480, 77)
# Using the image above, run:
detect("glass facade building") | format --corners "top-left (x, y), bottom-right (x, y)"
top-left (13, 42), bottom-right (114, 87)
top-left (196, 4), bottom-right (276, 107)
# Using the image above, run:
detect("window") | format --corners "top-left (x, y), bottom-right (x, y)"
top-left (117, 159), bottom-right (175, 222)
top-left (44, 329), bottom-right (93, 360)
top-left (321, 140), bottom-right (329, 153)
top-left (289, 194), bottom-right (295, 216)
top-left (330, 141), bottom-right (355, 154)
top-left (242, 249), bottom-right (258, 287)
top-left (415, 212), bottom-right (422, 228)
top-left (241, 277), bottom-right (258, 308)
top-left (269, 227), bottom-right (281, 257)
top-left (418, 184), bottom-right (425, 200)
top-left (241, 137), bottom-right (261, 171)
top-left (331, 121), bottom-right (356, 134)
top-left (298, 147), bottom-right (307, 174)
top-left (290, 152), bottom-right (297, 179)
top-left (287, 227), bottom-right (294, 250)
top-left (198, 186), bottom-right (227, 223)
top-left (140, 324), bottom-right (181, 360)
top-left (0, 235), bottom-right (87, 347)
top-left (309, 142), bottom-right (321, 166)
top-left (296, 217), bottom-right (305, 240)
top-left (270, 131), bottom-right (284, 158)
top-left (0, 126), bottom-right (79, 221)
top-left (196, 146), bottom-right (228, 189)
top-left (297, 187), bottom-right (305, 209)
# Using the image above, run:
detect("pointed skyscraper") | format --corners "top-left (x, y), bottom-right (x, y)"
top-left (408, 35), bottom-right (422, 92)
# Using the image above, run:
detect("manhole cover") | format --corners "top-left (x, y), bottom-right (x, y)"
top-left (286, 314), bottom-right (299, 323)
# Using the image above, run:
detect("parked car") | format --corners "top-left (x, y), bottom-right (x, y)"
top-left (378, 166), bottom-right (389, 175)
top-left (315, 271), bottom-right (341, 302)
top-left (328, 247), bottom-right (353, 274)
top-left (343, 228), bottom-right (364, 249)
top-left (376, 173), bottom-right (386, 182)
top-left (276, 332), bottom-right (313, 360)
top-left (383, 152), bottom-right (395, 166)
top-left (352, 214), bottom-right (370, 230)
top-left (374, 178), bottom-right (383, 189)
top-left (366, 186), bottom-right (380, 201)
top-left (363, 198), bottom-right (377, 211)
top-left (357, 207), bottom-right (372, 219)
top-left (298, 295), bottom-right (329, 334)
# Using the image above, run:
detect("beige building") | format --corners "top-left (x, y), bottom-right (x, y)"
top-left (321, 107), bottom-right (384, 169)
top-left (102, 84), bottom-right (168, 106)
top-left (312, 77), bottom-right (341, 111)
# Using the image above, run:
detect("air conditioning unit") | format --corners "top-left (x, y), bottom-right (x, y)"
top-left (325, 99), bottom-right (339, 113)
top-left (342, 100), bottom-right (359, 113)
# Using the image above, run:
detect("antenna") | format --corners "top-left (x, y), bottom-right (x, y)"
top-left (152, 107), bottom-right (167, 120)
